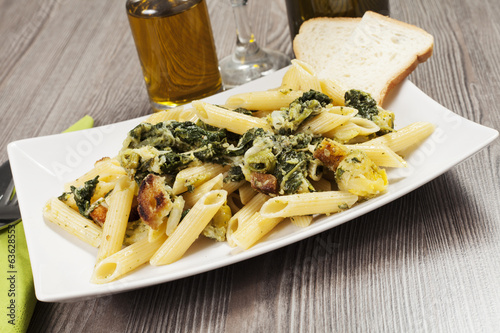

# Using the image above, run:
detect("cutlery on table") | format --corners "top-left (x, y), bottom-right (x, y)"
top-left (0, 160), bottom-right (20, 230)
top-left (0, 115), bottom-right (94, 230)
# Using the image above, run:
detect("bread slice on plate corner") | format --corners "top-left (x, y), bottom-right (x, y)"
top-left (293, 11), bottom-right (434, 106)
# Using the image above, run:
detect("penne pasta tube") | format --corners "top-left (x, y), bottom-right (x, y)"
top-left (172, 163), bottom-right (228, 195)
top-left (238, 182), bottom-right (257, 205)
top-left (290, 215), bottom-right (314, 228)
top-left (225, 90), bottom-right (304, 111)
top-left (64, 157), bottom-right (126, 191)
top-left (221, 175), bottom-right (245, 195)
top-left (43, 197), bottom-right (102, 248)
top-left (231, 212), bottom-right (284, 250)
top-left (367, 122), bottom-right (435, 154)
top-left (310, 177), bottom-right (332, 192)
top-left (308, 158), bottom-right (324, 181)
top-left (345, 143), bottom-right (407, 168)
top-left (143, 106), bottom-right (198, 124)
top-left (226, 192), bottom-right (269, 247)
top-left (92, 181), bottom-right (117, 200)
top-left (150, 190), bottom-right (228, 265)
top-left (96, 176), bottom-right (137, 262)
top-left (280, 59), bottom-right (321, 91)
top-left (63, 177), bottom-right (117, 212)
top-left (192, 101), bottom-right (272, 134)
top-left (252, 109), bottom-right (274, 118)
top-left (231, 192), bottom-right (269, 224)
top-left (299, 106), bottom-right (358, 134)
top-left (260, 191), bottom-right (358, 218)
top-left (183, 173), bottom-right (224, 208)
top-left (91, 234), bottom-right (167, 284)
top-left (226, 192), bottom-right (244, 215)
top-left (166, 195), bottom-right (185, 236)
top-left (148, 220), bottom-right (167, 242)
top-left (324, 117), bottom-right (380, 142)
top-left (320, 78), bottom-right (347, 106)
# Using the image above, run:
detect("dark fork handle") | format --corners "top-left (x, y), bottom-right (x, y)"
top-left (0, 218), bottom-right (21, 231)
top-left (0, 204), bottom-right (21, 220)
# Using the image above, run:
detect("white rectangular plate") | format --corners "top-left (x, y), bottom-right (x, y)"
top-left (8, 68), bottom-right (498, 302)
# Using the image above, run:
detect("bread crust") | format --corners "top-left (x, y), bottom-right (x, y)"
top-left (293, 11), bottom-right (434, 106)
top-left (370, 12), bottom-right (434, 104)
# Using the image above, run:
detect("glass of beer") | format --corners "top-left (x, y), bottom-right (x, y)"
top-left (126, 0), bottom-right (222, 111)
top-left (285, 0), bottom-right (390, 39)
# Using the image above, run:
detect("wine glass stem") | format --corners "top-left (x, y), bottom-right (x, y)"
top-left (231, 0), bottom-right (261, 58)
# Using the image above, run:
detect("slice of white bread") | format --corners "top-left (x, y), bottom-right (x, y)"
top-left (293, 17), bottom-right (360, 74)
top-left (293, 11), bottom-right (434, 105)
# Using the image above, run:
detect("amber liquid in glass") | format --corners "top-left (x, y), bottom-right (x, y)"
top-left (127, 0), bottom-right (222, 110)
top-left (285, 0), bottom-right (389, 38)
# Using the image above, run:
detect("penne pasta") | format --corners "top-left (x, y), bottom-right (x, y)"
top-left (172, 164), bottom-right (228, 195)
top-left (166, 195), bottom-right (185, 236)
top-left (260, 191), bottom-right (358, 218)
top-left (290, 215), bottom-right (314, 228)
top-left (221, 175), bottom-right (246, 195)
top-left (319, 78), bottom-right (347, 106)
top-left (226, 192), bottom-right (244, 215)
top-left (280, 59), bottom-right (321, 91)
top-left (231, 192), bottom-right (269, 225)
top-left (231, 212), bottom-right (283, 250)
top-left (324, 117), bottom-right (380, 142)
top-left (345, 143), bottom-right (407, 168)
top-left (367, 121), bottom-right (435, 154)
top-left (308, 158), bottom-right (324, 181)
top-left (299, 106), bottom-right (358, 134)
top-left (192, 101), bottom-right (272, 134)
top-left (91, 234), bottom-right (167, 284)
top-left (225, 90), bottom-right (304, 111)
top-left (150, 190), bottom-right (228, 265)
top-left (238, 182), bottom-right (258, 205)
top-left (310, 177), bottom-right (332, 192)
top-left (96, 176), bottom-right (137, 262)
top-left (148, 220), bottom-right (167, 242)
top-left (226, 192), bottom-right (269, 247)
top-left (64, 157), bottom-right (126, 191)
top-left (183, 173), bottom-right (224, 208)
top-left (143, 106), bottom-right (198, 124)
top-left (43, 197), bottom-right (102, 248)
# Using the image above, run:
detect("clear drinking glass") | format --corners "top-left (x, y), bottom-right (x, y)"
top-left (219, 0), bottom-right (291, 89)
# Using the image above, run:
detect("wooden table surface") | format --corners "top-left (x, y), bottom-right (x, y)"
top-left (1, 0), bottom-right (499, 331)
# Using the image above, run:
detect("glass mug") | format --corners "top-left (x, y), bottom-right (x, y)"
top-left (126, 0), bottom-right (222, 111)
top-left (285, 0), bottom-right (390, 38)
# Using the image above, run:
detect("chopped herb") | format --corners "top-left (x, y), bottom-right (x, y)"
top-left (336, 167), bottom-right (345, 179)
top-left (297, 89), bottom-right (332, 106)
top-left (224, 165), bottom-right (245, 183)
top-left (350, 157), bottom-right (362, 163)
top-left (232, 107), bottom-right (253, 116)
top-left (180, 209), bottom-right (190, 221)
top-left (119, 121), bottom-right (230, 183)
top-left (64, 176), bottom-right (99, 218)
top-left (338, 203), bottom-right (349, 210)
top-left (344, 89), bottom-right (395, 134)
top-left (268, 90), bottom-right (330, 135)
top-left (344, 89), bottom-right (379, 121)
